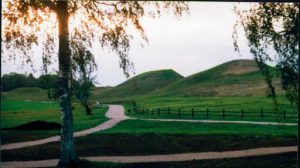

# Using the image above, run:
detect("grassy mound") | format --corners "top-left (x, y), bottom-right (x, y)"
top-left (91, 87), bottom-right (112, 97)
top-left (96, 69), bottom-right (183, 99)
top-left (155, 59), bottom-right (282, 97)
top-left (1, 87), bottom-right (48, 101)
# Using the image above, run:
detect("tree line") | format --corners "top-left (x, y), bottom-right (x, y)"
top-left (1, 73), bottom-right (61, 102)
top-left (1, 73), bottom-right (58, 92)
top-left (1, 72), bottom-right (95, 115)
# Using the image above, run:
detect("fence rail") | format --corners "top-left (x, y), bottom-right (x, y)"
top-left (128, 107), bottom-right (298, 120)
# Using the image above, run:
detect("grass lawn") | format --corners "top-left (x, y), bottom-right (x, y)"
top-left (126, 95), bottom-right (298, 112)
top-left (98, 119), bottom-right (297, 137)
top-left (127, 111), bottom-right (297, 123)
top-left (123, 95), bottom-right (298, 123)
top-left (1, 100), bottom-right (108, 144)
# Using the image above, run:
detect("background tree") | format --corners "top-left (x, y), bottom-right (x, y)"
top-left (1, 73), bottom-right (35, 91)
top-left (71, 41), bottom-right (97, 115)
top-left (233, 3), bottom-right (299, 110)
top-left (1, 72), bottom-right (59, 100)
top-left (2, 1), bottom-right (189, 167)
top-left (38, 74), bottom-right (59, 100)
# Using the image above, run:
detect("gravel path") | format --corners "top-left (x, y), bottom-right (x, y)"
top-left (0, 105), bottom-right (127, 151)
top-left (1, 146), bottom-right (296, 168)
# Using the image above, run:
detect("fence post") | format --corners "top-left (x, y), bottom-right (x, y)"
top-left (241, 109), bottom-right (244, 119)
top-left (151, 108), bottom-right (153, 116)
top-left (206, 108), bottom-right (209, 119)
top-left (158, 108), bottom-right (160, 116)
top-left (283, 110), bottom-right (286, 120)
top-left (222, 109), bottom-right (225, 119)
top-left (192, 108), bottom-right (194, 118)
top-left (261, 109), bottom-right (263, 119)
top-left (178, 108), bottom-right (181, 118)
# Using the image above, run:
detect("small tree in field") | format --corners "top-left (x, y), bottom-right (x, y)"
top-left (2, 1), bottom-right (189, 167)
top-left (71, 42), bottom-right (97, 115)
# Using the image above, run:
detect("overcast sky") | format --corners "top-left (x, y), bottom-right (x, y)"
top-left (1, 2), bottom-right (254, 86)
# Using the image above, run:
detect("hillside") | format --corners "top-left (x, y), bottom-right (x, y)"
top-left (154, 59), bottom-right (283, 97)
top-left (1, 87), bottom-right (48, 101)
top-left (90, 86), bottom-right (112, 100)
top-left (95, 69), bottom-right (183, 99)
top-left (3, 60), bottom-right (284, 102)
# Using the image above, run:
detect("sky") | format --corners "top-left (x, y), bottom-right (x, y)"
top-left (1, 2), bottom-right (254, 87)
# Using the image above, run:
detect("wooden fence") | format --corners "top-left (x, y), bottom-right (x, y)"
top-left (128, 107), bottom-right (298, 120)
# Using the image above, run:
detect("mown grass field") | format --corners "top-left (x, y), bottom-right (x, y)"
top-left (98, 120), bottom-right (297, 137)
top-left (128, 95), bottom-right (295, 111)
top-left (123, 95), bottom-right (298, 123)
top-left (1, 100), bottom-right (108, 144)
top-left (1, 100), bottom-right (108, 130)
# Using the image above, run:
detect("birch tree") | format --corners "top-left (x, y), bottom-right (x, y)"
top-left (2, 1), bottom-right (189, 167)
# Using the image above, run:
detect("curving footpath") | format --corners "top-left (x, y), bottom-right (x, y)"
top-left (0, 105), bottom-right (128, 151)
top-left (1, 146), bottom-right (297, 168)
top-left (0, 104), bottom-right (297, 168)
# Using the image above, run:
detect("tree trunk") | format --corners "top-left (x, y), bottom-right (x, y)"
top-left (79, 99), bottom-right (92, 115)
top-left (84, 103), bottom-right (92, 115)
top-left (56, 1), bottom-right (78, 167)
top-left (47, 89), bottom-right (51, 100)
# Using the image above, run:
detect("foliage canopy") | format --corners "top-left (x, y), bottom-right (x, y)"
top-left (2, 0), bottom-right (189, 77)
top-left (233, 3), bottom-right (299, 106)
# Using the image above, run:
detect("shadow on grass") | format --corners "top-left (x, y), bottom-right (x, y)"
top-left (2, 134), bottom-right (296, 161)
top-left (2, 120), bottom-right (61, 131)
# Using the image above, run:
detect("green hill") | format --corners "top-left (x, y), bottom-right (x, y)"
top-left (1, 87), bottom-right (48, 101)
top-left (3, 60), bottom-right (284, 102)
top-left (154, 59), bottom-right (283, 97)
top-left (96, 69), bottom-right (183, 99)
top-left (90, 86), bottom-right (112, 100)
